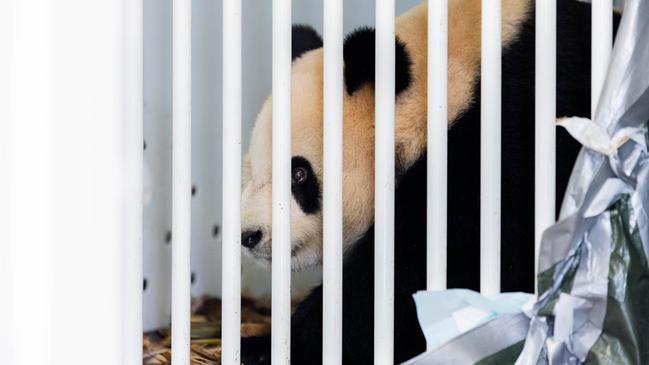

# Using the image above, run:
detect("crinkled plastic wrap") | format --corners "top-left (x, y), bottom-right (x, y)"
top-left (514, 0), bottom-right (649, 363)
top-left (411, 290), bottom-right (532, 350)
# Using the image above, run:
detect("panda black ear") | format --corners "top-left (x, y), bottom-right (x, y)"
top-left (343, 27), bottom-right (412, 96)
top-left (292, 25), bottom-right (323, 61)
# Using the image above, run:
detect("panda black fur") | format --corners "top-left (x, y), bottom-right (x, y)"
top-left (240, 1), bottom-right (620, 363)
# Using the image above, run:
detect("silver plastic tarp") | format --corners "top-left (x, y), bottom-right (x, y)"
top-left (515, 0), bottom-right (649, 362)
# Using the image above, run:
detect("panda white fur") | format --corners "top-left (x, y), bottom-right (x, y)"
top-left (239, 0), bottom-right (620, 363)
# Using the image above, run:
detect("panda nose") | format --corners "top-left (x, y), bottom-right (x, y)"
top-left (242, 230), bottom-right (263, 248)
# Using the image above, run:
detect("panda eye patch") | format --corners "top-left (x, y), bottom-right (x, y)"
top-left (291, 156), bottom-right (321, 214)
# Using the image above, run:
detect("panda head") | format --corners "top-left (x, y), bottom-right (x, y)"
top-left (241, 1), bottom-right (533, 270)
top-left (241, 24), bottom-right (414, 271)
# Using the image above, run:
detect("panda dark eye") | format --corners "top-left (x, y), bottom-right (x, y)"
top-left (292, 166), bottom-right (308, 184)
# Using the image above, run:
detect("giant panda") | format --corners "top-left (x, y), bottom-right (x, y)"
top-left (239, 0), bottom-right (620, 363)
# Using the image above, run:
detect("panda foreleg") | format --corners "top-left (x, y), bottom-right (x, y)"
top-left (240, 285), bottom-right (324, 365)
top-left (241, 334), bottom-right (271, 365)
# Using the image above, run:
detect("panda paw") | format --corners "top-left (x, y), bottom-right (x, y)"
top-left (241, 335), bottom-right (271, 365)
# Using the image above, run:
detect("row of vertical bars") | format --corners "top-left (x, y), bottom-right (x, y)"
top-left (166, 0), bottom-right (615, 364)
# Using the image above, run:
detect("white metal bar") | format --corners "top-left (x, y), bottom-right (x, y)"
top-left (271, 0), bottom-right (292, 362)
top-left (591, 0), bottom-right (613, 116)
top-left (172, 0), bottom-right (192, 363)
top-left (427, 0), bottom-right (448, 291)
top-left (374, 0), bottom-right (395, 363)
top-left (322, 0), bottom-right (344, 363)
top-left (122, 0), bottom-right (144, 363)
top-left (480, 0), bottom-right (501, 296)
top-left (534, 0), bottom-right (557, 293)
top-left (221, 0), bottom-right (242, 363)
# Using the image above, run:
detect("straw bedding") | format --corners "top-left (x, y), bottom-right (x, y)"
top-left (143, 296), bottom-right (272, 365)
